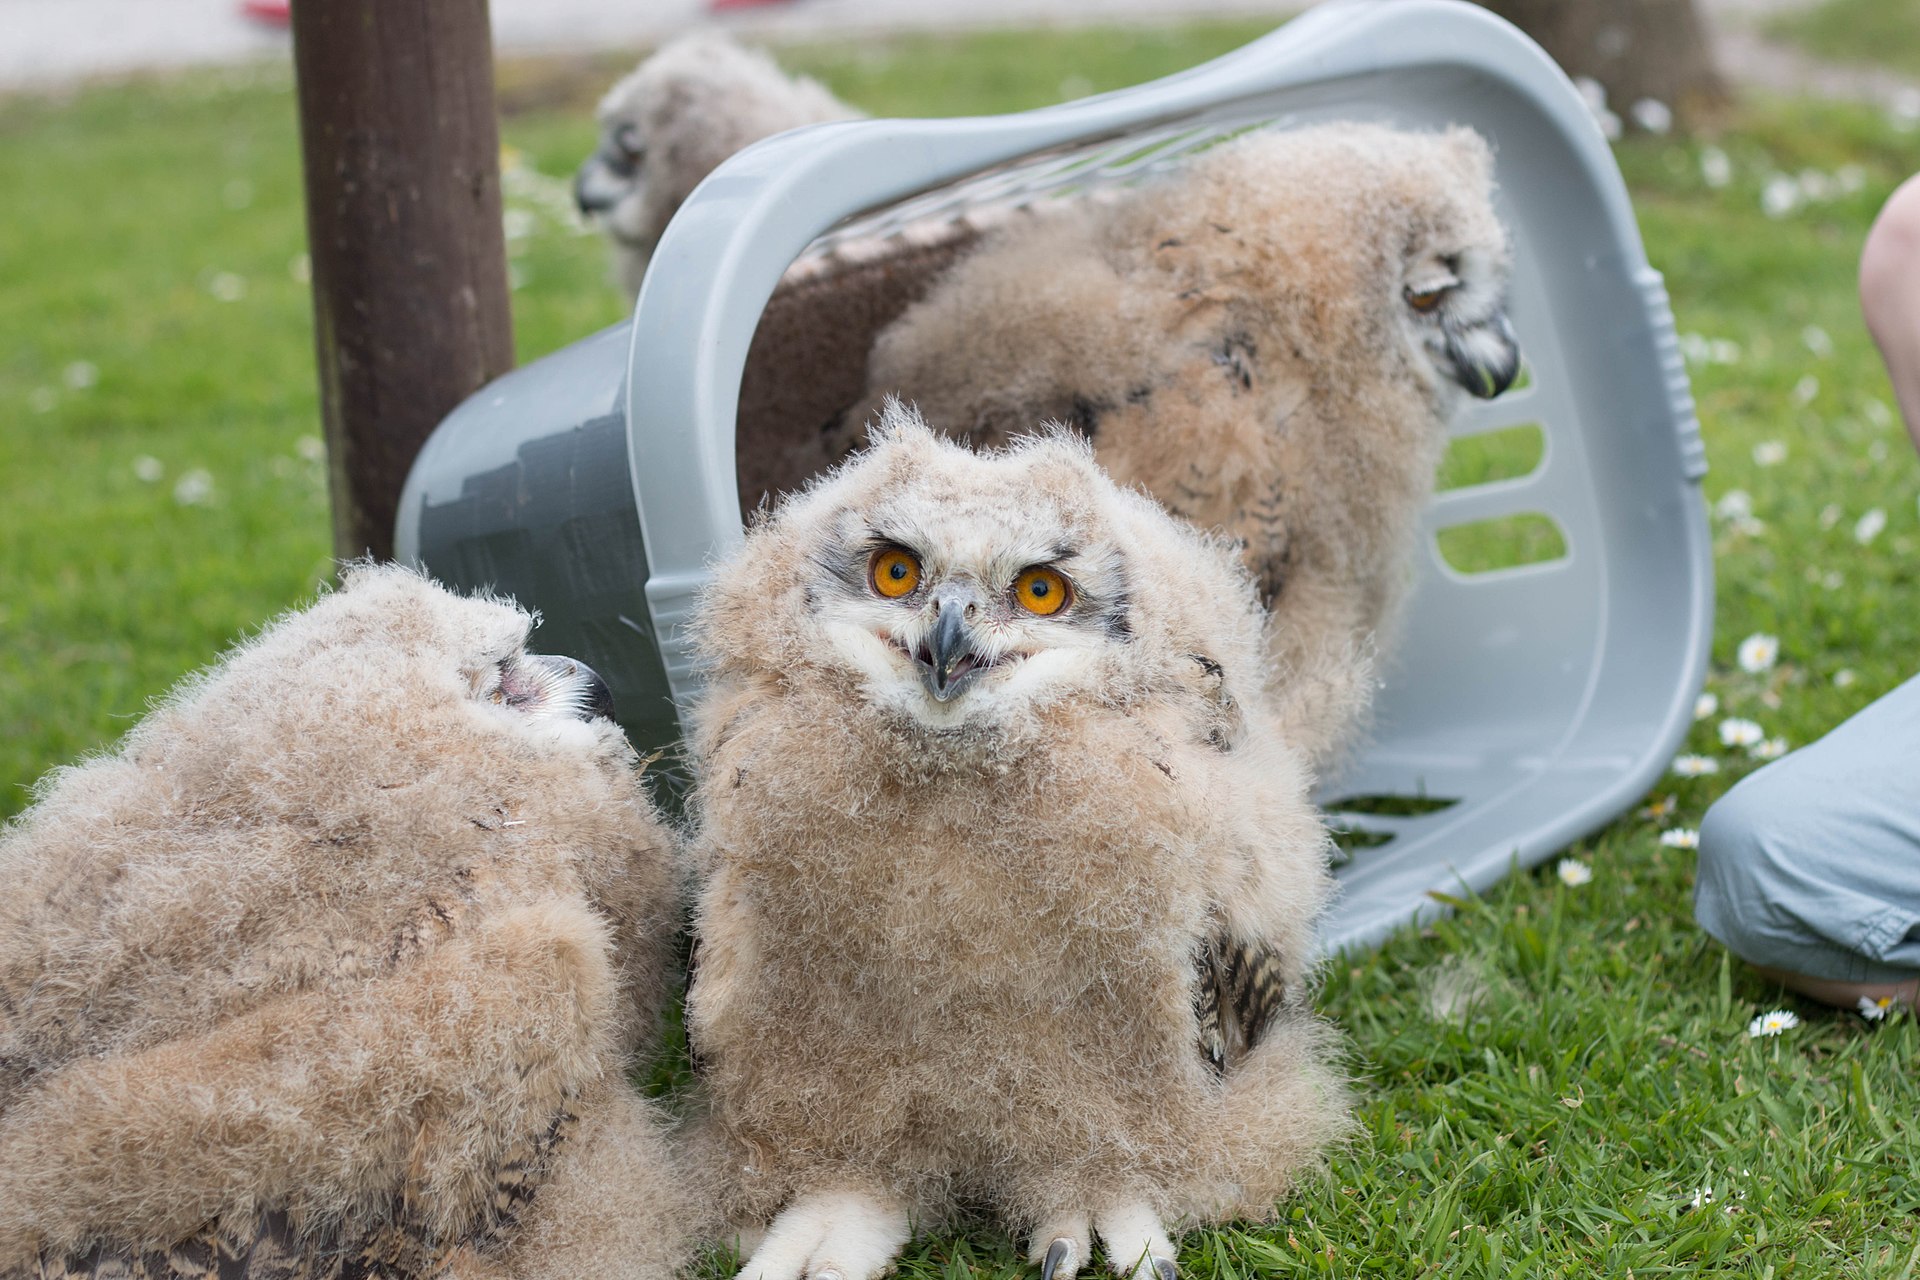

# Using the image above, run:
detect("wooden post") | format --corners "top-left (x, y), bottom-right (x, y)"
top-left (291, 0), bottom-right (515, 561)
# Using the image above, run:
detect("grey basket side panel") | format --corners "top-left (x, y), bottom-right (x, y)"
top-left (396, 323), bottom-right (684, 758)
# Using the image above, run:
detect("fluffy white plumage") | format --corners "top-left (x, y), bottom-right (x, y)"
top-left (683, 408), bottom-right (1348, 1280)
top-left (0, 566), bottom-right (694, 1280)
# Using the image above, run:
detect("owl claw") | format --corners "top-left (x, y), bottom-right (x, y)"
top-left (1153, 1260), bottom-right (1177, 1280)
top-left (1042, 1238), bottom-right (1078, 1280)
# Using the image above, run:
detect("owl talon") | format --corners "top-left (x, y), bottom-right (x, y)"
top-left (1042, 1237), bottom-right (1078, 1280)
top-left (1153, 1260), bottom-right (1177, 1280)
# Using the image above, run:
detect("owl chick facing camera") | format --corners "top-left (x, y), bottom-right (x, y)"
top-left (0, 566), bottom-right (697, 1280)
top-left (683, 406), bottom-right (1349, 1280)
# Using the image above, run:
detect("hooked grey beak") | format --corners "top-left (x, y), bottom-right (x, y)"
top-left (574, 149), bottom-right (636, 216)
top-left (1442, 309), bottom-right (1522, 399)
top-left (912, 584), bottom-right (985, 703)
top-left (526, 654), bottom-right (616, 722)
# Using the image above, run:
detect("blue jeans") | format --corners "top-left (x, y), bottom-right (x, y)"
top-left (1694, 673), bottom-right (1920, 983)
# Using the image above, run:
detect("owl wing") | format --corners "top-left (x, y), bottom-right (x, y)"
top-left (1193, 934), bottom-right (1292, 1075)
top-left (12, 1110), bottom-right (575, 1280)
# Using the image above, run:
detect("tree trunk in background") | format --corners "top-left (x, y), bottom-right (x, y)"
top-left (291, 0), bottom-right (515, 562)
top-left (1474, 0), bottom-right (1730, 131)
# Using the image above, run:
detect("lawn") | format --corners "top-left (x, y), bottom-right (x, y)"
top-left (5, 21), bottom-right (1920, 1279)
top-left (1768, 0), bottom-right (1920, 82)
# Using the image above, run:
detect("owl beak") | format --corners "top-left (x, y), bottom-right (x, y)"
top-left (1441, 309), bottom-right (1521, 399)
top-left (574, 147), bottom-right (636, 216)
top-left (915, 584), bottom-right (984, 703)
top-left (525, 654), bottom-right (617, 722)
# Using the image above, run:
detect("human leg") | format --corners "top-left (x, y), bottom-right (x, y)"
top-left (1693, 674), bottom-right (1920, 1008)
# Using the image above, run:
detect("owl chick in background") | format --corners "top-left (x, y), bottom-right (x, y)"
top-left (576, 33), bottom-right (862, 301)
top-left (831, 123), bottom-right (1520, 775)
top-left (0, 566), bottom-right (695, 1280)
top-left (685, 408), bottom-right (1348, 1280)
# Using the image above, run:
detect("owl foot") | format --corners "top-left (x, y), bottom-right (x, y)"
top-left (735, 1189), bottom-right (911, 1280)
top-left (1030, 1204), bottom-right (1175, 1280)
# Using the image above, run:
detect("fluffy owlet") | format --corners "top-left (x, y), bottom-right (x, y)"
top-left (575, 34), bottom-right (861, 301)
top-left (831, 124), bottom-right (1520, 773)
top-left (0, 565), bottom-right (695, 1280)
top-left (684, 408), bottom-right (1348, 1280)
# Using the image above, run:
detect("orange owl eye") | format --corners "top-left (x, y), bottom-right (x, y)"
top-left (1406, 285), bottom-right (1450, 313)
top-left (1013, 566), bottom-right (1070, 616)
top-left (870, 547), bottom-right (921, 598)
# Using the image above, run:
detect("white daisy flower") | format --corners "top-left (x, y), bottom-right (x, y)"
top-left (1748, 1009), bottom-right (1799, 1037)
top-left (173, 468), bottom-right (215, 506)
top-left (1750, 737), bottom-right (1788, 761)
top-left (1719, 717), bottom-right (1764, 748)
top-left (1710, 338), bottom-right (1743, 365)
top-left (1631, 98), bottom-right (1673, 134)
top-left (1659, 828), bottom-right (1700, 850)
top-left (1714, 489), bottom-right (1753, 522)
top-left (1855, 508), bottom-right (1887, 545)
top-left (1057, 74), bottom-right (1095, 101)
top-left (1834, 669), bottom-right (1858, 689)
top-left (1893, 87), bottom-right (1920, 130)
top-left (1865, 398), bottom-right (1894, 428)
top-left (1672, 754), bottom-right (1721, 777)
top-left (1802, 325), bottom-right (1833, 357)
top-left (503, 207), bottom-right (537, 242)
top-left (133, 455), bottom-right (164, 483)
top-left (1737, 633), bottom-right (1779, 674)
top-left (1797, 168), bottom-right (1835, 202)
top-left (1821, 570), bottom-right (1844, 591)
top-left (1819, 503), bottom-right (1843, 530)
top-left (1761, 174), bottom-right (1800, 218)
top-left (1752, 440), bottom-right (1787, 467)
top-left (1689, 1184), bottom-right (1715, 1210)
top-left (1556, 858), bottom-right (1593, 886)
top-left (63, 360), bottom-right (98, 390)
top-left (296, 434), bottom-right (326, 463)
top-left (1694, 692), bottom-right (1719, 720)
top-left (208, 272), bottom-right (246, 302)
top-left (1858, 996), bottom-right (1894, 1021)
top-left (1699, 146), bottom-right (1732, 189)
top-left (1793, 374), bottom-right (1819, 405)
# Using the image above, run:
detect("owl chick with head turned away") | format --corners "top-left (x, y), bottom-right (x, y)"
top-left (576, 33), bottom-right (862, 301)
top-left (830, 123), bottom-right (1521, 775)
top-left (684, 407), bottom-right (1349, 1280)
top-left (0, 565), bottom-right (696, 1280)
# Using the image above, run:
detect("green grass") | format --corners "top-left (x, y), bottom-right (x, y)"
top-left (1768, 0), bottom-right (1920, 80)
top-left (5, 28), bottom-right (1920, 1280)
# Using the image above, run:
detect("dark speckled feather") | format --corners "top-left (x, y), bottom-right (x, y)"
top-left (1193, 936), bottom-right (1290, 1075)
top-left (11, 1109), bottom-right (576, 1280)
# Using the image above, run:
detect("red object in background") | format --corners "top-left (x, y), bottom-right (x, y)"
top-left (240, 0), bottom-right (291, 26)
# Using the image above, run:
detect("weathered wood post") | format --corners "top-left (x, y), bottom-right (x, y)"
top-left (291, 0), bottom-right (515, 561)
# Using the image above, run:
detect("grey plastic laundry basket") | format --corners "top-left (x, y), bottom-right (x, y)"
top-left (396, 0), bottom-right (1713, 955)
